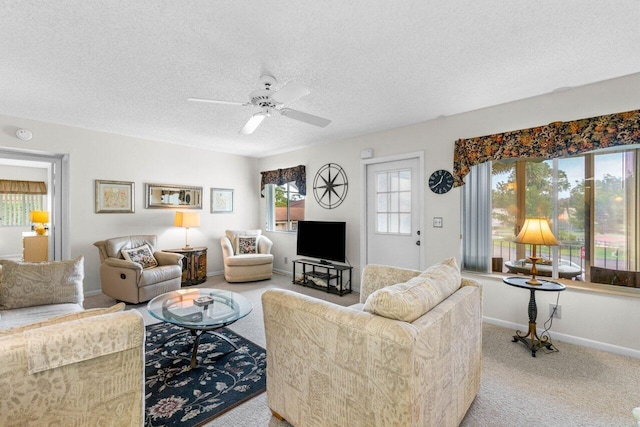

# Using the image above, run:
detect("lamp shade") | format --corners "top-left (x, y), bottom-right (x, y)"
top-left (30, 210), bottom-right (49, 223)
top-left (514, 218), bottom-right (558, 246)
top-left (174, 211), bottom-right (200, 228)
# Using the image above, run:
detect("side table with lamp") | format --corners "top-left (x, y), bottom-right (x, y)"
top-left (507, 217), bottom-right (565, 357)
top-left (23, 210), bottom-right (49, 262)
top-left (165, 212), bottom-right (207, 286)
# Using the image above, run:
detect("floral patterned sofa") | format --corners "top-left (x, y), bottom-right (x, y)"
top-left (0, 258), bottom-right (146, 426)
top-left (262, 258), bottom-right (482, 427)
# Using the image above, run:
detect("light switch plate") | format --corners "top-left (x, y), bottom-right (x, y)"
top-left (433, 217), bottom-right (443, 228)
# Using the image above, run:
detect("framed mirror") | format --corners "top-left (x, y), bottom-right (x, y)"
top-left (144, 183), bottom-right (202, 209)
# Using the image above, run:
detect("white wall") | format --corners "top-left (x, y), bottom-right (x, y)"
top-left (258, 72), bottom-right (640, 354)
top-left (0, 116), bottom-right (259, 294)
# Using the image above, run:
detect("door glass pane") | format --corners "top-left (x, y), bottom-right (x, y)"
top-left (377, 214), bottom-right (388, 233)
top-left (377, 173), bottom-right (387, 192)
top-left (375, 169), bottom-right (411, 235)
top-left (399, 214), bottom-right (411, 234)
top-left (377, 194), bottom-right (388, 211)
top-left (389, 214), bottom-right (399, 233)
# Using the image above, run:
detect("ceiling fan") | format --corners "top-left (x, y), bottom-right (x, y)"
top-left (188, 75), bottom-right (332, 135)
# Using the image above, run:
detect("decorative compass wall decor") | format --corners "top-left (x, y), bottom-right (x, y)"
top-left (313, 163), bottom-right (349, 209)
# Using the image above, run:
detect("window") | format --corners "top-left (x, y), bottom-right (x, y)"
top-left (265, 182), bottom-right (305, 232)
top-left (480, 146), bottom-right (639, 287)
top-left (0, 193), bottom-right (45, 227)
top-left (375, 169), bottom-right (411, 234)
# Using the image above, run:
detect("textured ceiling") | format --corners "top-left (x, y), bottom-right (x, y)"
top-left (1, 1), bottom-right (640, 157)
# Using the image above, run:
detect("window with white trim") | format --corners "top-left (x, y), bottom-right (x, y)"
top-left (464, 146), bottom-right (639, 288)
top-left (265, 182), bottom-right (305, 232)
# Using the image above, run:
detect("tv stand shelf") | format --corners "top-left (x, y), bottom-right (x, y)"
top-left (292, 259), bottom-right (352, 296)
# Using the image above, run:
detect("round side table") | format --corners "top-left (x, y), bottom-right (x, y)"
top-left (503, 276), bottom-right (566, 357)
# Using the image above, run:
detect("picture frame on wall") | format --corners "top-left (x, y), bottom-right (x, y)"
top-left (95, 180), bottom-right (135, 213)
top-left (211, 188), bottom-right (234, 213)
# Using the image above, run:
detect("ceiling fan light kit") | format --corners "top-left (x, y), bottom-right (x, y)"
top-left (189, 75), bottom-right (331, 135)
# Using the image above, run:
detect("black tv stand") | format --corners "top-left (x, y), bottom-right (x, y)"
top-left (319, 259), bottom-right (333, 265)
top-left (292, 258), bottom-right (352, 296)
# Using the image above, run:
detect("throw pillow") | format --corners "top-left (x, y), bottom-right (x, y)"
top-left (226, 229), bottom-right (261, 253)
top-left (363, 257), bottom-right (461, 322)
top-left (0, 257), bottom-right (84, 310)
top-left (0, 303), bottom-right (125, 337)
top-left (121, 244), bottom-right (158, 269)
top-left (237, 236), bottom-right (258, 254)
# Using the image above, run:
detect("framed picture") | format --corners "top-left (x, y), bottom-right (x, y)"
top-left (95, 180), bottom-right (135, 213)
top-left (211, 188), bottom-right (234, 213)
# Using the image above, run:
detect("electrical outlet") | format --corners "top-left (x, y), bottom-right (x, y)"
top-left (284, 257), bottom-right (288, 265)
top-left (549, 303), bottom-right (562, 319)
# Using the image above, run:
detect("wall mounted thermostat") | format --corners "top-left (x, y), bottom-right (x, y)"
top-left (16, 129), bottom-right (33, 141)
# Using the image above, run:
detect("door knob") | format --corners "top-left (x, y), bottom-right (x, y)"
top-left (416, 240), bottom-right (421, 246)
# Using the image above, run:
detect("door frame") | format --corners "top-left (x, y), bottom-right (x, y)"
top-left (361, 151), bottom-right (425, 271)
top-left (0, 147), bottom-right (70, 260)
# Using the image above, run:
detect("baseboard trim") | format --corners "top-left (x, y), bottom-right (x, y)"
top-left (273, 268), bottom-right (292, 277)
top-left (483, 316), bottom-right (640, 359)
top-left (84, 289), bottom-right (103, 297)
top-left (208, 270), bottom-right (224, 277)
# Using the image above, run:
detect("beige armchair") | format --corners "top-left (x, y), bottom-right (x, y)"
top-left (220, 229), bottom-right (273, 282)
top-left (262, 260), bottom-right (482, 427)
top-left (94, 235), bottom-right (183, 304)
top-left (0, 306), bottom-right (145, 426)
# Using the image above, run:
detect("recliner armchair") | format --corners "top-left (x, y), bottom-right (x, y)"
top-left (94, 235), bottom-right (183, 304)
top-left (221, 229), bottom-right (273, 282)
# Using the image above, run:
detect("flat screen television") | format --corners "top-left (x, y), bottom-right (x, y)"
top-left (296, 220), bottom-right (346, 264)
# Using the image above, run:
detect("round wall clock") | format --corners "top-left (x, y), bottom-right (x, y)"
top-left (428, 169), bottom-right (454, 194)
top-left (313, 163), bottom-right (349, 209)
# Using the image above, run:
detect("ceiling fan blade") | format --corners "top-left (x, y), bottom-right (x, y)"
top-left (239, 112), bottom-right (268, 135)
top-left (280, 108), bottom-right (331, 128)
top-left (188, 97), bottom-right (249, 106)
top-left (271, 82), bottom-right (311, 104)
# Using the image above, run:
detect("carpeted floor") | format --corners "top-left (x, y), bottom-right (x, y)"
top-left (85, 273), bottom-right (640, 427)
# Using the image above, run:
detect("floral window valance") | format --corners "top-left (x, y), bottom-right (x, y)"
top-left (453, 109), bottom-right (640, 187)
top-left (260, 165), bottom-right (306, 197)
top-left (0, 180), bottom-right (47, 194)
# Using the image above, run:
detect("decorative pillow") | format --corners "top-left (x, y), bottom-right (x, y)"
top-left (0, 303), bottom-right (125, 337)
top-left (226, 229), bottom-right (262, 253)
top-left (363, 257), bottom-right (461, 322)
top-left (121, 244), bottom-right (158, 269)
top-left (237, 236), bottom-right (258, 254)
top-left (0, 257), bottom-right (84, 310)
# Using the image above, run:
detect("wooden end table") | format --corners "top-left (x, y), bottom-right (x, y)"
top-left (503, 276), bottom-right (565, 357)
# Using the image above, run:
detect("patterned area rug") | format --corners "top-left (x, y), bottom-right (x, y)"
top-left (144, 322), bottom-right (267, 426)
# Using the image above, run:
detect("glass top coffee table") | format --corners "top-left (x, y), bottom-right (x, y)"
top-left (147, 288), bottom-right (252, 368)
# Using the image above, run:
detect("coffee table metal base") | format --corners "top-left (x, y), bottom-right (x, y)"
top-left (160, 327), bottom-right (239, 368)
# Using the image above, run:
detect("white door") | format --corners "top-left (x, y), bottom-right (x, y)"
top-left (365, 157), bottom-right (422, 269)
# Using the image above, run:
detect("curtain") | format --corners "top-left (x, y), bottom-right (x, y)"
top-left (461, 162), bottom-right (492, 272)
top-left (260, 165), bottom-right (306, 197)
top-left (0, 180), bottom-right (47, 194)
top-left (453, 109), bottom-right (640, 187)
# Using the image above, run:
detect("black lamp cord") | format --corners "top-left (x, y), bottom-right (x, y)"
top-left (540, 292), bottom-right (561, 353)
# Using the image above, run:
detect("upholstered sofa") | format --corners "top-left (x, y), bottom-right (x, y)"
top-left (0, 258), bottom-right (146, 426)
top-left (94, 235), bottom-right (183, 304)
top-left (221, 229), bottom-right (273, 282)
top-left (0, 257), bottom-right (85, 329)
top-left (262, 259), bottom-right (482, 427)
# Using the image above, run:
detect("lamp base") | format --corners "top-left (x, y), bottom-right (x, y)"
top-left (526, 277), bottom-right (542, 286)
top-left (526, 256), bottom-right (542, 286)
top-left (34, 226), bottom-right (47, 236)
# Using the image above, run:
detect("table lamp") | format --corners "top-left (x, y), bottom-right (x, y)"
top-left (174, 211), bottom-right (200, 249)
top-left (514, 217), bottom-right (558, 285)
top-left (30, 210), bottom-right (49, 235)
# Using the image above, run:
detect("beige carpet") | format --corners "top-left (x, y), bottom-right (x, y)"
top-left (85, 274), bottom-right (640, 427)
